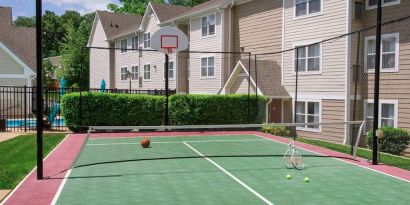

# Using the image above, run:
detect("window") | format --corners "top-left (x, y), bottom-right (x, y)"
top-left (295, 44), bottom-right (321, 72)
top-left (365, 33), bottom-right (399, 72)
top-left (201, 14), bottom-right (216, 36)
top-left (295, 101), bottom-right (320, 130)
top-left (295, 0), bottom-right (321, 17)
top-left (121, 39), bottom-right (128, 53)
top-left (144, 33), bottom-right (150, 48)
top-left (131, 36), bottom-right (139, 50)
top-left (121, 67), bottom-right (128, 81)
top-left (163, 61), bottom-right (174, 79)
top-left (367, 0), bottom-right (400, 9)
top-left (131, 66), bottom-right (138, 80)
top-left (201, 57), bottom-right (215, 77)
top-left (144, 64), bottom-right (151, 80)
top-left (365, 100), bottom-right (398, 132)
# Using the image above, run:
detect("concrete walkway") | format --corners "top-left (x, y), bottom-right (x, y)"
top-left (0, 133), bottom-right (26, 143)
top-left (0, 190), bottom-right (11, 203)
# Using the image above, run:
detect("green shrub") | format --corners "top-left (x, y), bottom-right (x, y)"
top-left (261, 124), bottom-right (291, 137)
top-left (169, 94), bottom-right (267, 125)
top-left (61, 92), bottom-right (165, 131)
top-left (367, 127), bottom-right (410, 155)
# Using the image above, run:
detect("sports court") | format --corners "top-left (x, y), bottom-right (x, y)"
top-left (3, 127), bottom-right (410, 205)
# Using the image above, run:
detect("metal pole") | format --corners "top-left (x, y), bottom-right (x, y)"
top-left (254, 54), bottom-right (258, 120)
top-left (79, 47), bottom-right (84, 128)
top-left (247, 53), bottom-right (251, 123)
top-left (35, 0), bottom-right (44, 180)
top-left (165, 54), bottom-right (170, 126)
top-left (351, 32), bottom-right (361, 155)
top-left (372, 0), bottom-right (382, 165)
top-left (24, 86), bottom-right (27, 132)
top-left (294, 47), bottom-right (299, 124)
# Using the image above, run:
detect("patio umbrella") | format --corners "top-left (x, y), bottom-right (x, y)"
top-left (100, 79), bottom-right (106, 92)
top-left (59, 77), bottom-right (66, 96)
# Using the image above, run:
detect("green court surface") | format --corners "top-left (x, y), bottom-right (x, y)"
top-left (54, 134), bottom-right (410, 205)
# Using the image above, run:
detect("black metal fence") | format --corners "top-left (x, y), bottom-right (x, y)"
top-left (0, 86), bottom-right (175, 132)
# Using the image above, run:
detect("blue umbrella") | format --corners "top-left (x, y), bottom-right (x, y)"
top-left (100, 79), bottom-right (106, 92)
top-left (59, 77), bottom-right (66, 96)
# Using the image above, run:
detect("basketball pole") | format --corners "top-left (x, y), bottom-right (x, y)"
top-left (165, 54), bottom-right (170, 126)
top-left (372, 0), bottom-right (383, 165)
top-left (36, 0), bottom-right (44, 180)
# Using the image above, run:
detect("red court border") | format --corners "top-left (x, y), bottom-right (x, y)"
top-left (2, 131), bottom-right (409, 205)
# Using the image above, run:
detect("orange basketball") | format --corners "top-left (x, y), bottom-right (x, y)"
top-left (140, 138), bottom-right (150, 148)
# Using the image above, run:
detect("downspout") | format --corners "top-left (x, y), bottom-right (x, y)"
top-left (266, 98), bottom-right (273, 123)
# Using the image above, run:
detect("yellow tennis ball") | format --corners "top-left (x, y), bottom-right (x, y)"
top-left (286, 174), bottom-right (292, 179)
top-left (304, 177), bottom-right (310, 182)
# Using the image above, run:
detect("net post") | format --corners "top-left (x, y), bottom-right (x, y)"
top-left (372, 0), bottom-right (382, 165)
top-left (165, 53), bottom-right (170, 126)
top-left (353, 121), bottom-right (366, 160)
top-left (36, 0), bottom-right (44, 180)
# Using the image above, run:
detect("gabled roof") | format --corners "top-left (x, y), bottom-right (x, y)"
top-left (0, 7), bottom-right (36, 72)
top-left (220, 59), bottom-right (290, 98)
top-left (175, 0), bottom-right (226, 19)
top-left (96, 10), bottom-right (143, 39)
top-left (150, 2), bottom-right (190, 22)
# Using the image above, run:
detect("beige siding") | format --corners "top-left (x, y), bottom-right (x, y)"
top-left (0, 78), bottom-right (27, 86)
top-left (233, 0), bottom-right (282, 56)
top-left (177, 24), bottom-right (189, 93)
top-left (359, 1), bottom-right (410, 152)
top-left (283, 0), bottom-right (348, 97)
top-left (89, 18), bottom-right (111, 89)
top-left (0, 47), bottom-right (24, 74)
top-left (284, 99), bottom-right (346, 143)
top-left (114, 14), bottom-right (177, 90)
top-left (189, 12), bottom-right (223, 94)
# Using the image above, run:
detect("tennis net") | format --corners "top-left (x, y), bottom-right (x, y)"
top-left (71, 121), bottom-right (365, 169)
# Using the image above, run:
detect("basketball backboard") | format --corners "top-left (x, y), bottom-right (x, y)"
top-left (151, 26), bottom-right (189, 54)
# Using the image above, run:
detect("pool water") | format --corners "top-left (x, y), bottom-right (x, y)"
top-left (6, 118), bottom-right (65, 127)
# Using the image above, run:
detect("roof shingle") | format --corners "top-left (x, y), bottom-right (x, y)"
top-left (0, 7), bottom-right (36, 72)
top-left (96, 10), bottom-right (143, 39)
top-left (150, 2), bottom-right (190, 22)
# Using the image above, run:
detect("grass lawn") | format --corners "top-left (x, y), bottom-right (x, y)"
top-left (297, 137), bottom-right (410, 171)
top-left (0, 133), bottom-right (66, 189)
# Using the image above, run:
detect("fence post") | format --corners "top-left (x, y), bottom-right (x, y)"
top-left (24, 86), bottom-right (27, 132)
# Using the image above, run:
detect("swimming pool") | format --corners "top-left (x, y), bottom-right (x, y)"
top-left (6, 118), bottom-right (65, 127)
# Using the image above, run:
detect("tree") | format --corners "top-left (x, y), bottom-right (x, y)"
top-left (42, 59), bottom-right (55, 87)
top-left (107, 0), bottom-right (164, 15)
top-left (60, 13), bottom-right (94, 89)
top-left (61, 10), bottom-right (83, 29)
top-left (42, 11), bottom-right (65, 58)
top-left (14, 16), bottom-right (35, 27)
top-left (168, 0), bottom-right (209, 7)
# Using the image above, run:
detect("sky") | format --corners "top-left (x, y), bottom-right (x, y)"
top-left (1, 0), bottom-right (121, 19)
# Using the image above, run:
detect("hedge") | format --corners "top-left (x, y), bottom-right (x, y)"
top-left (61, 92), bottom-right (166, 130)
top-left (61, 93), bottom-right (267, 131)
top-left (169, 94), bottom-right (267, 125)
top-left (367, 127), bottom-right (410, 156)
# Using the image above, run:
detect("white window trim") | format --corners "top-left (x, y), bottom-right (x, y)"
top-left (366, 0), bottom-right (400, 10)
top-left (201, 13), bottom-right (217, 38)
top-left (200, 55), bottom-right (216, 79)
top-left (143, 63), bottom-right (151, 81)
top-left (131, 36), bottom-right (139, 52)
top-left (130, 65), bottom-right (139, 82)
top-left (294, 99), bottom-right (322, 132)
top-left (364, 33), bottom-right (400, 73)
top-left (120, 38), bottom-right (128, 54)
top-left (294, 0), bottom-right (323, 20)
top-left (120, 66), bottom-right (128, 81)
top-left (163, 60), bottom-right (175, 80)
top-left (364, 99), bottom-right (399, 130)
top-left (292, 42), bottom-right (323, 75)
top-left (144, 33), bottom-right (151, 48)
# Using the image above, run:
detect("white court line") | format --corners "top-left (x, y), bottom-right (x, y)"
top-left (254, 134), bottom-right (410, 183)
top-left (183, 141), bottom-right (274, 205)
top-left (0, 135), bottom-right (70, 205)
top-left (86, 139), bottom-right (269, 146)
top-left (50, 169), bottom-right (72, 205)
